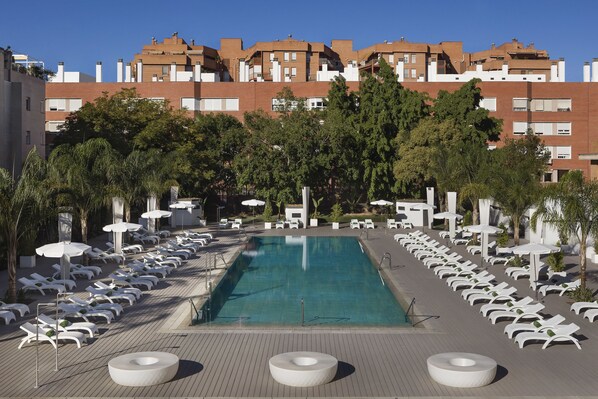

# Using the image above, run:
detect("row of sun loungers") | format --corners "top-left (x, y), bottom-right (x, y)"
top-left (12, 227), bottom-right (213, 349)
top-left (395, 230), bottom-right (583, 349)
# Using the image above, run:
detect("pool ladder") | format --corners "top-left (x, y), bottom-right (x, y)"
top-left (377, 252), bottom-right (391, 285)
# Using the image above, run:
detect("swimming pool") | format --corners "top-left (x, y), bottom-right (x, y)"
top-left (197, 236), bottom-right (410, 327)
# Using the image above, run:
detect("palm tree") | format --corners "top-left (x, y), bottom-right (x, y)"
top-left (532, 170), bottom-right (598, 295)
top-left (490, 133), bottom-right (548, 245)
top-left (108, 149), bottom-right (176, 222)
top-left (0, 150), bottom-right (51, 302)
top-left (48, 138), bottom-right (116, 243)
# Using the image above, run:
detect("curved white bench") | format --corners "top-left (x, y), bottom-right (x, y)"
top-left (108, 351), bottom-right (179, 387)
top-left (427, 352), bottom-right (496, 388)
top-left (269, 351), bottom-right (338, 387)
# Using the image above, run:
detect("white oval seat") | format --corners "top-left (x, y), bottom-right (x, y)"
top-left (427, 352), bottom-right (497, 388)
top-left (269, 351), bottom-right (338, 387)
top-left (108, 351), bottom-right (179, 387)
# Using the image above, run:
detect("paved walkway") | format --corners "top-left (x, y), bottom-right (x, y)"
top-left (1, 224), bottom-right (598, 398)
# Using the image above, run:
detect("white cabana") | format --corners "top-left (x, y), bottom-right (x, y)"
top-left (169, 202), bottom-right (196, 230)
top-left (410, 203), bottom-right (436, 229)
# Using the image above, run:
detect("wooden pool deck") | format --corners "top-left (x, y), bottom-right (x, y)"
top-left (1, 224), bottom-right (598, 398)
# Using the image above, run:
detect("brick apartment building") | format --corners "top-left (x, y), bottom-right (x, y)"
top-left (0, 48), bottom-right (45, 175)
top-left (45, 35), bottom-right (598, 181)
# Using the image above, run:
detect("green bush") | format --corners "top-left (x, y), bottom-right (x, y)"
top-left (546, 251), bottom-right (565, 272)
top-left (262, 202), bottom-right (273, 222)
top-left (330, 203), bottom-right (343, 222)
top-left (511, 255), bottom-right (524, 267)
top-left (568, 286), bottom-right (594, 302)
top-left (496, 223), bottom-right (509, 247)
top-left (463, 210), bottom-right (472, 226)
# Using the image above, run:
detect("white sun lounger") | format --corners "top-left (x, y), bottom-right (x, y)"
top-left (480, 296), bottom-right (535, 317)
top-left (58, 303), bottom-right (114, 324)
top-left (86, 286), bottom-right (136, 306)
top-left (52, 263), bottom-right (93, 280)
top-left (69, 296), bottom-right (123, 317)
top-left (0, 301), bottom-right (29, 317)
top-left (538, 279), bottom-right (581, 297)
top-left (570, 301), bottom-right (598, 315)
top-left (18, 322), bottom-right (86, 349)
top-left (489, 303), bottom-right (545, 324)
top-left (95, 281), bottom-right (142, 299)
top-left (109, 274), bottom-right (154, 290)
top-left (467, 286), bottom-right (517, 306)
top-left (461, 281), bottom-right (508, 301)
top-left (514, 323), bottom-right (581, 349)
top-left (18, 277), bottom-right (65, 295)
top-left (0, 310), bottom-right (15, 324)
top-left (30, 273), bottom-right (76, 290)
top-left (504, 314), bottom-right (567, 339)
top-left (37, 313), bottom-right (99, 338)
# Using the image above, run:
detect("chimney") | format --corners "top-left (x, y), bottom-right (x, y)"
top-left (125, 63), bottom-right (132, 82)
top-left (592, 58), bottom-right (598, 82)
top-left (475, 62), bottom-right (483, 73)
top-left (239, 60), bottom-right (246, 82)
top-left (57, 62), bottom-right (64, 82)
top-left (170, 62), bottom-right (177, 82)
top-left (427, 59), bottom-right (437, 82)
top-left (194, 61), bottom-right (202, 82)
top-left (95, 61), bottom-right (102, 83)
top-left (584, 62), bottom-right (591, 82)
top-left (550, 62), bottom-right (558, 82)
top-left (136, 59), bottom-right (143, 82)
top-left (117, 59), bottom-right (123, 82)
top-left (558, 58), bottom-right (565, 82)
top-left (502, 61), bottom-right (508, 75)
top-left (396, 59), bottom-right (404, 82)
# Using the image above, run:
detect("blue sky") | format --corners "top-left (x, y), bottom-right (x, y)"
top-left (2, 0), bottom-right (595, 81)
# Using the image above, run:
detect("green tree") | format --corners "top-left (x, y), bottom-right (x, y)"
top-left (532, 170), bottom-right (598, 294)
top-left (56, 88), bottom-right (190, 155)
top-left (490, 132), bottom-right (549, 245)
top-left (0, 150), bottom-right (51, 302)
top-left (359, 58), bottom-right (427, 200)
top-left (49, 139), bottom-right (116, 243)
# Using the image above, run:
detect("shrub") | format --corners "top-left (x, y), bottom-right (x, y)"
top-left (511, 255), bottom-right (524, 267)
top-left (568, 286), bottom-right (594, 302)
top-left (463, 210), bottom-right (472, 226)
top-left (262, 202), bottom-right (273, 222)
top-left (545, 251), bottom-right (565, 272)
top-left (496, 223), bottom-right (509, 247)
top-left (330, 203), bottom-right (343, 222)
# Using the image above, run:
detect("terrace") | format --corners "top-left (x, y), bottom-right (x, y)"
top-left (1, 224), bottom-right (598, 397)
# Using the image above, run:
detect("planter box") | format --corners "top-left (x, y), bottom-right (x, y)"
top-left (332, 222), bottom-right (340, 230)
top-left (310, 219), bottom-right (319, 227)
top-left (19, 255), bottom-right (36, 268)
top-left (264, 222), bottom-right (272, 230)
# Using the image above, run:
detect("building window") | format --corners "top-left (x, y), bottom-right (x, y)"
top-left (181, 98), bottom-right (198, 111)
top-left (531, 122), bottom-right (553, 135)
top-left (200, 98), bottom-right (239, 112)
top-left (269, 53), bottom-right (275, 62)
top-left (404, 69), bottom-right (409, 78)
top-left (479, 97), bottom-right (497, 112)
top-left (388, 54), bottom-right (394, 64)
top-left (25, 97), bottom-right (31, 111)
top-left (557, 99), bottom-right (572, 112)
top-left (513, 121), bottom-right (528, 135)
top-left (556, 122), bottom-right (572, 135)
top-left (47, 99), bottom-right (66, 112)
top-left (70, 99), bottom-right (82, 112)
top-left (411, 69), bottom-right (417, 78)
top-left (404, 54), bottom-right (409, 63)
top-left (25, 131), bottom-right (31, 145)
top-left (46, 121), bottom-right (64, 132)
top-left (411, 54), bottom-right (416, 64)
top-left (291, 67), bottom-right (297, 77)
top-left (556, 146), bottom-right (572, 159)
top-left (284, 52), bottom-right (290, 62)
top-left (284, 67), bottom-right (290, 77)
top-left (162, 66), bottom-right (168, 75)
top-left (512, 98), bottom-right (529, 111)
top-left (291, 52), bottom-right (297, 61)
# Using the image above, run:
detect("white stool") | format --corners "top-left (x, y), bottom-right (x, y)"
top-left (108, 351), bottom-right (179, 387)
top-left (269, 351), bottom-right (338, 387)
top-left (427, 352), bottom-right (497, 388)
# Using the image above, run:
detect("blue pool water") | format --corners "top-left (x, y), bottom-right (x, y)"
top-left (198, 236), bottom-right (410, 327)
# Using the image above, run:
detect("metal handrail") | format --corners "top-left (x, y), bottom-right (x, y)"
top-left (360, 229), bottom-right (369, 240)
top-left (379, 252), bottom-right (391, 270)
top-left (405, 297), bottom-right (416, 325)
